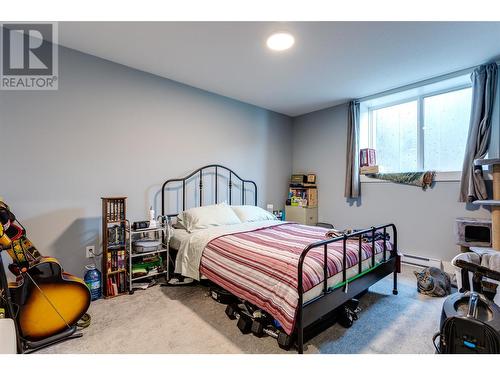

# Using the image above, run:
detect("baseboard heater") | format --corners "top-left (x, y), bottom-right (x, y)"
top-left (401, 253), bottom-right (443, 270)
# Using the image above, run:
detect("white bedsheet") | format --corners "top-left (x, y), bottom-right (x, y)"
top-left (171, 220), bottom-right (284, 280)
top-left (170, 228), bottom-right (191, 251)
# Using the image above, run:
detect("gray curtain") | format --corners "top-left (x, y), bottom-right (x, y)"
top-left (344, 101), bottom-right (361, 198)
top-left (459, 63), bottom-right (498, 203)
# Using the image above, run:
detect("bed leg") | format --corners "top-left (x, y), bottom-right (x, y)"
top-left (298, 327), bottom-right (303, 354)
top-left (392, 269), bottom-right (398, 295)
top-left (297, 305), bottom-right (304, 354)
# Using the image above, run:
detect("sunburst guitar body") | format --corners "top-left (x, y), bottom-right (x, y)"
top-left (9, 257), bottom-right (91, 341)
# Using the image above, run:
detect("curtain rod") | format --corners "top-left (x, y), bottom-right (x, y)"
top-left (357, 61), bottom-right (500, 103)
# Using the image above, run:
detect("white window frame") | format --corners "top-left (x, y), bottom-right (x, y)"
top-left (362, 83), bottom-right (473, 182)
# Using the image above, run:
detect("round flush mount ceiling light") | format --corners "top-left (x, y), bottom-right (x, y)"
top-left (266, 32), bottom-right (295, 51)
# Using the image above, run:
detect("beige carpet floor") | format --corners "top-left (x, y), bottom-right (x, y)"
top-left (39, 265), bottom-right (445, 354)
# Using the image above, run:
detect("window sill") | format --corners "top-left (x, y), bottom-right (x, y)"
top-left (360, 171), bottom-right (467, 184)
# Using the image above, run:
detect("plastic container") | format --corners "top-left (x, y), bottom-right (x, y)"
top-left (84, 265), bottom-right (102, 301)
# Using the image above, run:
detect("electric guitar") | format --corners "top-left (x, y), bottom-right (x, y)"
top-left (0, 201), bottom-right (91, 342)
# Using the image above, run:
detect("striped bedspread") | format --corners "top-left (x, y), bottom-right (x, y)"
top-left (199, 223), bottom-right (392, 335)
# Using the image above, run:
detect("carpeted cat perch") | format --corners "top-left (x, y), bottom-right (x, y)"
top-left (472, 158), bottom-right (500, 251)
top-left (457, 158), bottom-right (500, 305)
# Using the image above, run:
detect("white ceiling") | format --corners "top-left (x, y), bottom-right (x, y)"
top-left (57, 22), bottom-right (500, 117)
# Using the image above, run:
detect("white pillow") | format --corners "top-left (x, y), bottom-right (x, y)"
top-left (180, 203), bottom-right (241, 232)
top-left (231, 205), bottom-right (277, 223)
top-left (173, 216), bottom-right (186, 230)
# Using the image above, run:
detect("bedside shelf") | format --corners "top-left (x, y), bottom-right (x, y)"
top-left (131, 269), bottom-right (168, 282)
top-left (126, 225), bottom-right (166, 234)
top-left (130, 247), bottom-right (168, 258)
top-left (126, 220), bottom-right (170, 292)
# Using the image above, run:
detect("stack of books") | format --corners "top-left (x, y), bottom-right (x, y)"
top-left (359, 148), bottom-right (379, 174)
top-left (106, 246), bottom-right (127, 296)
top-left (106, 272), bottom-right (126, 296)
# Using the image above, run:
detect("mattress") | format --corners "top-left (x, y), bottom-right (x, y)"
top-left (171, 222), bottom-right (393, 335)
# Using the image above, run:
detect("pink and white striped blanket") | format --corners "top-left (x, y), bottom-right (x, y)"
top-left (200, 223), bottom-right (391, 335)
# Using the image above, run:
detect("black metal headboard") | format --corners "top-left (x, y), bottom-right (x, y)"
top-left (161, 164), bottom-right (258, 218)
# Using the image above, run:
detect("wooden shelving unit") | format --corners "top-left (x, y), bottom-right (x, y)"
top-left (101, 197), bottom-right (128, 298)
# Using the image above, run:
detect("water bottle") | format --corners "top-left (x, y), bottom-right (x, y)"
top-left (84, 264), bottom-right (102, 301)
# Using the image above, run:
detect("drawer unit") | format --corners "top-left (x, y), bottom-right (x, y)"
top-left (285, 206), bottom-right (318, 226)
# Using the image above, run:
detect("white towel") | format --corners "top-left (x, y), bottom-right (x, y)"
top-left (451, 252), bottom-right (480, 267)
top-left (481, 252), bottom-right (500, 273)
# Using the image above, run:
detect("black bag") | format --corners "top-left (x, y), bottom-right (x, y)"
top-left (209, 286), bottom-right (238, 305)
top-left (437, 315), bottom-right (500, 353)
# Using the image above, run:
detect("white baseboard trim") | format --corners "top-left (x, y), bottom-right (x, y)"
top-left (400, 253), bottom-right (456, 275)
top-left (401, 253), bottom-right (442, 269)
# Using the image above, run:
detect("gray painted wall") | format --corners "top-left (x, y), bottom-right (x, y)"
top-left (0, 46), bottom-right (293, 277)
top-left (292, 103), bottom-right (493, 262)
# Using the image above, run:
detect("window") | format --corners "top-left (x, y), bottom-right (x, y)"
top-left (360, 78), bottom-right (472, 174)
top-left (423, 88), bottom-right (472, 172)
top-left (370, 100), bottom-right (418, 173)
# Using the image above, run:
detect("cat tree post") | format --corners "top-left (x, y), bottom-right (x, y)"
top-left (492, 163), bottom-right (500, 250)
top-left (473, 159), bottom-right (500, 251)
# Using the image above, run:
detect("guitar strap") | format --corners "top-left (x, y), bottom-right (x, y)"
top-left (10, 235), bottom-right (41, 266)
top-left (0, 200), bottom-right (42, 266)
top-left (0, 220), bottom-right (11, 249)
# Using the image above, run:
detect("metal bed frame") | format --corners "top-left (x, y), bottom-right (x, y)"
top-left (161, 164), bottom-right (257, 219)
top-left (161, 165), bottom-right (400, 353)
top-left (296, 224), bottom-right (399, 353)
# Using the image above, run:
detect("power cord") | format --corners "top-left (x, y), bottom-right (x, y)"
top-left (87, 247), bottom-right (102, 270)
top-left (77, 313), bottom-right (91, 329)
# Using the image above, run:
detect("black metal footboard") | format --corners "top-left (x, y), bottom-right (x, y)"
top-left (296, 224), bottom-right (400, 353)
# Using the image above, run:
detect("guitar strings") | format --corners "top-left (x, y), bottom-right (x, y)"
top-left (24, 271), bottom-right (72, 329)
top-left (0, 288), bottom-right (20, 318)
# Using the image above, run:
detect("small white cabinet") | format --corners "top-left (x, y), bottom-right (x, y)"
top-left (285, 206), bottom-right (318, 226)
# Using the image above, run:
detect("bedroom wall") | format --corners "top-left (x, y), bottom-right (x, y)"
top-left (0, 46), bottom-right (293, 277)
top-left (291, 103), bottom-right (495, 263)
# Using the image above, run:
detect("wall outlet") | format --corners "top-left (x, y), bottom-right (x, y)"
top-left (266, 204), bottom-right (274, 211)
top-left (86, 246), bottom-right (95, 258)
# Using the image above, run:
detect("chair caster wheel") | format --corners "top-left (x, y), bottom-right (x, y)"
top-left (392, 290), bottom-right (398, 295)
top-left (129, 290), bottom-right (135, 295)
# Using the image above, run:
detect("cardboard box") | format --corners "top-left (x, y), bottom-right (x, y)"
top-left (360, 165), bottom-right (379, 175)
top-left (307, 188), bottom-right (318, 207)
top-left (291, 174), bottom-right (307, 184)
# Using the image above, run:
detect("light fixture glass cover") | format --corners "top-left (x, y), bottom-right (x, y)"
top-left (266, 32), bottom-right (295, 51)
